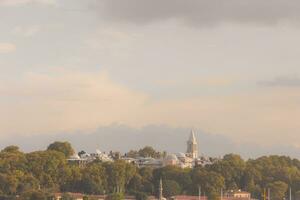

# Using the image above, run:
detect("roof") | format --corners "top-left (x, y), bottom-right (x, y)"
top-left (188, 129), bottom-right (197, 144)
top-left (172, 195), bottom-right (207, 200)
top-left (234, 192), bottom-right (251, 194)
top-left (54, 193), bottom-right (134, 199)
top-left (165, 154), bottom-right (178, 161)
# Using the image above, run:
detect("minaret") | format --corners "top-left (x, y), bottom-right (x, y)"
top-left (186, 129), bottom-right (198, 159)
top-left (159, 178), bottom-right (163, 200)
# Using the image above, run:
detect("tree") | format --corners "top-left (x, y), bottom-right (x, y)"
top-left (26, 150), bottom-right (68, 190)
top-left (105, 193), bottom-right (124, 200)
top-left (60, 165), bottom-right (82, 192)
top-left (17, 174), bottom-right (39, 194)
top-left (162, 180), bottom-right (181, 198)
top-left (62, 193), bottom-right (75, 200)
top-left (79, 163), bottom-right (106, 194)
top-left (47, 141), bottom-right (74, 158)
top-left (243, 162), bottom-right (262, 198)
top-left (124, 163), bottom-right (137, 189)
top-left (134, 191), bottom-right (148, 200)
top-left (0, 173), bottom-right (18, 195)
top-left (1, 146), bottom-right (20, 153)
top-left (138, 146), bottom-right (161, 158)
top-left (128, 174), bottom-right (143, 192)
top-left (267, 181), bottom-right (288, 200)
top-left (0, 145), bottom-right (27, 173)
top-left (191, 168), bottom-right (224, 200)
top-left (295, 190), bottom-right (300, 200)
top-left (104, 161), bottom-right (126, 193)
top-left (208, 154), bottom-right (245, 190)
top-left (20, 190), bottom-right (48, 200)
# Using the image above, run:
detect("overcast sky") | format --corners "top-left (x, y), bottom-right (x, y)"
top-left (0, 0), bottom-right (300, 156)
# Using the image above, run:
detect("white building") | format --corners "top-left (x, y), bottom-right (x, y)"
top-left (67, 150), bottom-right (113, 166)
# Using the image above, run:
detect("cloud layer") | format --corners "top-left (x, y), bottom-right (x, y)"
top-left (1, 70), bottom-right (299, 147)
top-left (259, 76), bottom-right (300, 87)
top-left (0, 70), bottom-right (148, 135)
top-left (1, 0), bottom-right (300, 157)
top-left (0, 43), bottom-right (16, 53)
top-left (96, 0), bottom-right (300, 26)
top-left (0, 0), bottom-right (56, 6)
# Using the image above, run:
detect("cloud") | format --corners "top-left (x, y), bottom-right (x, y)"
top-left (259, 76), bottom-right (300, 87)
top-left (0, 43), bottom-right (16, 53)
top-left (155, 76), bottom-right (236, 87)
top-left (0, 70), bottom-right (299, 148)
top-left (0, 69), bottom-right (148, 136)
top-left (0, 0), bottom-right (56, 6)
top-left (12, 26), bottom-right (40, 37)
top-left (95, 0), bottom-right (300, 26)
top-left (138, 87), bottom-right (300, 147)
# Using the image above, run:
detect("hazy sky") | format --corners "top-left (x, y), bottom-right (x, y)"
top-left (1, 0), bottom-right (300, 155)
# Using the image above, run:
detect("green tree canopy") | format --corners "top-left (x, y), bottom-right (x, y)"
top-left (162, 179), bottom-right (181, 198)
top-left (47, 141), bottom-right (75, 158)
top-left (138, 146), bottom-right (162, 158)
top-left (267, 181), bottom-right (288, 200)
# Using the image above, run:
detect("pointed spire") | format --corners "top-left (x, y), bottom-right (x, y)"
top-left (189, 129), bottom-right (197, 144)
top-left (187, 129), bottom-right (199, 159)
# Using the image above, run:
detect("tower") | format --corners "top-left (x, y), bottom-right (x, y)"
top-left (186, 129), bottom-right (198, 159)
top-left (159, 178), bottom-right (163, 200)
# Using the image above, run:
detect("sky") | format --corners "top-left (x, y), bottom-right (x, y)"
top-left (0, 0), bottom-right (300, 157)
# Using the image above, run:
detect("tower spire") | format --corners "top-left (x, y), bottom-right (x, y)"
top-left (186, 129), bottom-right (199, 159)
top-left (189, 129), bottom-right (197, 143)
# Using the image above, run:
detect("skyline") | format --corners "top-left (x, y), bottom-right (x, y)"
top-left (1, 0), bottom-right (300, 157)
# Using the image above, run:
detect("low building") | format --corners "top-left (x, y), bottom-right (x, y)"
top-left (171, 195), bottom-right (208, 200)
top-left (223, 190), bottom-right (252, 200)
top-left (53, 193), bottom-right (135, 200)
top-left (67, 150), bottom-right (113, 167)
top-left (135, 157), bottom-right (164, 168)
top-left (53, 193), bottom-right (101, 200)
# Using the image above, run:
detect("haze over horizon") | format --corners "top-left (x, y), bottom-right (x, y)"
top-left (1, 0), bottom-right (300, 157)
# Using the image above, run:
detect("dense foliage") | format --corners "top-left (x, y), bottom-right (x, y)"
top-left (1, 142), bottom-right (300, 200)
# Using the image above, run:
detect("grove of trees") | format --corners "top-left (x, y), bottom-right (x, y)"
top-left (1, 142), bottom-right (300, 200)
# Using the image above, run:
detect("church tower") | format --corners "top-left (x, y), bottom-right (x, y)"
top-left (186, 129), bottom-right (198, 159)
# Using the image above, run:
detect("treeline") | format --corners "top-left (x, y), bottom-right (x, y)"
top-left (1, 142), bottom-right (300, 200)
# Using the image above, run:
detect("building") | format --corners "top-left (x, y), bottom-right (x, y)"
top-left (135, 157), bottom-right (163, 168)
top-left (223, 190), bottom-right (252, 200)
top-left (186, 129), bottom-right (198, 159)
top-left (161, 129), bottom-right (201, 168)
top-left (67, 150), bottom-right (114, 167)
top-left (69, 129), bottom-right (215, 169)
top-left (171, 195), bottom-right (208, 200)
top-left (53, 193), bottom-right (105, 200)
top-left (132, 130), bottom-right (211, 169)
top-left (53, 193), bottom-right (135, 200)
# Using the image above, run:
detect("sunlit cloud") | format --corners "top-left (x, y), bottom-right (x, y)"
top-left (0, 0), bottom-right (56, 6)
top-left (95, 0), bottom-right (300, 26)
top-left (0, 70), bottom-right (299, 147)
top-left (12, 26), bottom-right (41, 37)
top-left (259, 75), bottom-right (300, 87)
top-left (0, 69), bottom-right (148, 136)
top-left (0, 43), bottom-right (16, 53)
